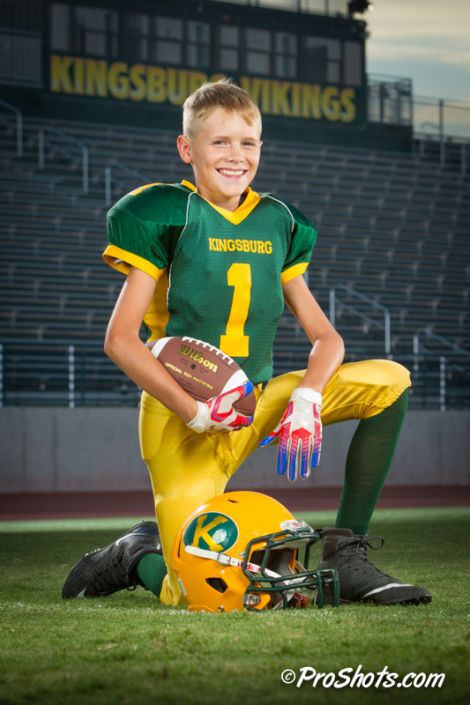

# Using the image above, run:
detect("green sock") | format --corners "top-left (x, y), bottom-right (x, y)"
top-left (335, 390), bottom-right (409, 535)
top-left (135, 553), bottom-right (167, 598)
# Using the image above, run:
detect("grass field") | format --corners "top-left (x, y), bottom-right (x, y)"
top-left (1, 507), bottom-right (469, 705)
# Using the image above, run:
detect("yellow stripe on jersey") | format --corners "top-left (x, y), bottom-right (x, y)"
top-left (281, 262), bottom-right (309, 285)
top-left (102, 244), bottom-right (165, 282)
top-left (143, 269), bottom-right (170, 341)
top-left (181, 180), bottom-right (261, 225)
top-left (128, 182), bottom-right (162, 197)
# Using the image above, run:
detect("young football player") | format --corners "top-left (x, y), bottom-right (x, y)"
top-left (62, 80), bottom-right (431, 608)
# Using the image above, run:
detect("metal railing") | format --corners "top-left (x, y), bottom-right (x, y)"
top-left (414, 96), bottom-right (470, 142)
top-left (368, 75), bottom-right (470, 174)
top-left (404, 353), bottom-right (470, 412)
top-left (209, 0), bottom-right (350, 16)
top-left (0, 98), bottom-right (23, 157)
top-left (329, 284), bottom-right (391, 356)
top-left (2, 338), bottom-right (468, 410)
top-left (368, 75), bottom-right (470, 140)
top-left (37, 126), bottom-right (89, 194)
top-left (414, 132), bottom-right (469, 177)
top-left (413, 330), bottom-right (470, 359)
top-left (368, 75), bottom-right (413, 127)
top-left (411, 331), bottom-right (470, 411)
top-left (104, 163), bottom-right (152, 207)
top-left (0, 340), bottom-right (140, 409)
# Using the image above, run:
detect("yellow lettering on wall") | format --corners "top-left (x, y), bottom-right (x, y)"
top-left (322, 87), bottom-right (340, 121)
top-left (129, 64), bottom-right (146, 101)
top-left (147, 66), bottom-right (166, 103)
top-left (260, 80), bottom-right (272, 114)
top-left (48, 55), bottom-right (358, 125)
top-left (85, 59), bottom-right (107, 97)
top-left (242, 77), bottom-right (272, 112)
top-left (167, 68), bottom-right (187, 106)
top-left (50, 55), bottom-right (74, 93)
top-left (301, 84), bottom-right (321, 119)
top-left (341, 88), bottom-right (356, 123)
top-left (188, 71), bottom-right (207, 95)
top-left (74, 58), bottom-right (84, 94)
top-left (271, 81), bottom-right (291, 116)
top-left (108, 62), bottom-right (129, 100)
top-left (240, 76), bottom-right (260, 106)
top-left (290, 82), bottom-right (301, 118)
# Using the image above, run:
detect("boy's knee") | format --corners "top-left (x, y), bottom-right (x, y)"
top-left (356, 359), bottom-right (411, 418)
top-left (374, 359), bottom-right (411, 389)
top-left (322, 359), bottom-right (411, 423)
top-left (338, 359), bottom-right (411, 390)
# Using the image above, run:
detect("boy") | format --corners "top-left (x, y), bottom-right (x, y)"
top-left (63, 80), bottom-right (431, 607)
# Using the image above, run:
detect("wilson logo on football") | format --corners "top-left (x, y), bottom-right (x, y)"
top-left (179, 344), bottom-right (219, 373)
top-left (183, 513), bottom-right (239, 553)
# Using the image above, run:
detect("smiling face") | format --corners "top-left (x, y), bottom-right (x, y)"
top-left (177, 108), bottom-right (262, 211)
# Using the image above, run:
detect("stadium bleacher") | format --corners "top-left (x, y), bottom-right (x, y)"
top-left (1, 113), bottom-right (469, 407)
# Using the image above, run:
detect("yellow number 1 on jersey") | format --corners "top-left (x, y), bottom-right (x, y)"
top-left (220, 263), bottom-right (251, 357)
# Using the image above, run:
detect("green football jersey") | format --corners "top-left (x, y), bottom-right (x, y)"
top-left (104, 180), bottom-right (317, 384)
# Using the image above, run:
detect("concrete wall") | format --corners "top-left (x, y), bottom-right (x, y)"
top-left (0, 408), bottom-right (469, 493)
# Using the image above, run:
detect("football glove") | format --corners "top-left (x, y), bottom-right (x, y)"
top-left (259, 387), bottom-right (322, 482)
top-left (187, 380), bottom-right (254, 433)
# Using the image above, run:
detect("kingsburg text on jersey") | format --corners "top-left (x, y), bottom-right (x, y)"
top-left (103, 181), bottom-right (316, 384)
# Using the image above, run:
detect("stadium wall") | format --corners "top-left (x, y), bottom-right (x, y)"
top-left (0, 408), bottom-right (468, 492)
top-left (0, 0), bottom-right (413, 151)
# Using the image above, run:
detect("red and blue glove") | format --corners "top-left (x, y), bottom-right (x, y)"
top-left (259, 387), bottom-right (322, 482)
top-left (187, 380), bottom-right (254, 433)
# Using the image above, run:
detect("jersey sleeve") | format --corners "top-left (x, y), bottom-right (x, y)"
top-left (103, 184), bottom-right (186, 282)
top-left (281, 203), bottom-right (317, 285)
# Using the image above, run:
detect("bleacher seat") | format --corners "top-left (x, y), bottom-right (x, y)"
top-left (1, 113), bottom-right (469, 406)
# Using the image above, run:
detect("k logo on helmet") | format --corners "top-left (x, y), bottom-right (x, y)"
top-left (183, 512), bottom-right (239, 552)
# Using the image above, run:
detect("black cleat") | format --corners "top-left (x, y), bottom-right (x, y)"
top-left (319, 528), bottom-right (432, 606)
top-left (62, 521), bottom-right (162, 599)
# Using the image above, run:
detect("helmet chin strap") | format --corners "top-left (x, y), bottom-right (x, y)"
top-left (185, 544), bottom-right (271, 576)
top-left (184, 545), bottom-right (310, 588)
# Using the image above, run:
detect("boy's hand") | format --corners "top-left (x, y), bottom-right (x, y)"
top-left (187, 380), bottom-right (254, 433)
top-left (259, 387), bottom-right (322, 482)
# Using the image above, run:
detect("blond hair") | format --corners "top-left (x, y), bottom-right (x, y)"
top-left (182, 79), bottom-right (261, 138)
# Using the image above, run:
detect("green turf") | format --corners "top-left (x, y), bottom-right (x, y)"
top-left (1, 508), bottom-right (469, 705)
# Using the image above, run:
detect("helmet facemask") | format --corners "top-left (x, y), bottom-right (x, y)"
top-left (241, 527), bottom-right (340, 610)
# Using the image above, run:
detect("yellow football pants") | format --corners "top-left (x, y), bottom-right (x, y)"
top-left (138, 359), bottom-right (411, 606)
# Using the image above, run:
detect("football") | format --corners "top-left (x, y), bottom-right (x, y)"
top-left (149, 336), bottom-right (257, 416)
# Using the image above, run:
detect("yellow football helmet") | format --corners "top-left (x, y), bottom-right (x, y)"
top-left (169, 491), bottom-right (339, 612)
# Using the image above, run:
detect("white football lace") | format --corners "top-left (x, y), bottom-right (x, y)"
top-left (182, 336), bottom-right (235, 366)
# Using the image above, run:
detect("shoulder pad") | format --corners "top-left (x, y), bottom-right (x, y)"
top-left (108, 182), bottom-right (189, 226)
